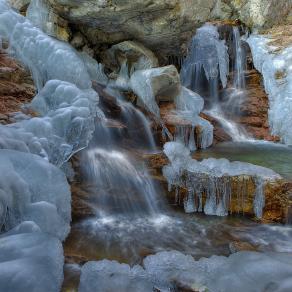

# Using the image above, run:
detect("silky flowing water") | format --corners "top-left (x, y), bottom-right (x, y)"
top-left (62, 24), bottom-right (292, 291)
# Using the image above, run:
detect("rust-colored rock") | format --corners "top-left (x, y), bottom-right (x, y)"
top-left (236, 69), bottom-right (280, 142)
top-left (144, 152), bottom-right (292, 223)
top-left (0, 49), bottom-right (35, 124)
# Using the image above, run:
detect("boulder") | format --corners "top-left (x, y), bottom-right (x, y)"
top-left (104, 40), bottom-right (159, 73)
top-left (131, 65), bottom-right (180, 106)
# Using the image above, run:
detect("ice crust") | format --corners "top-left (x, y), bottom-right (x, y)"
top-left (247, 34), bottom-right (292, 145)
top-left (79, 260), bottom-right (169, 292)
top-left (79, 250), bottom-right (292, 292)
top-left (162, 142), bottom-right (280, 217)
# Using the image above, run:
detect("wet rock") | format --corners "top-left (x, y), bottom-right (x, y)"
top-left (229, 241), bottom-right (258, 254)
top-left (237, 69), bottom-right (280, 142)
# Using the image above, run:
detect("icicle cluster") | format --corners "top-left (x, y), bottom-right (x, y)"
top-left (181, 24), bottom-right (229, 89)
top-left (162, 142), bottom-right (280, 217)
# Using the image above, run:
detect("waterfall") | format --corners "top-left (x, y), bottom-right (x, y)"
top-left (181, 24), bottom-right (253, 142)
top-left (181, 23), bottom-right (229, 104)
top-left (80, 93), bottom-right (164, 218)
top-left (233, 26), bottom-right (246, 90)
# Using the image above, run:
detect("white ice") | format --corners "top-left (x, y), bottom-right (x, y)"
top-left (247, 34), bottom-right (292, 145)
top-left (162, 141), bottom-right (280, 217)
top-left (181, 23), bottom-right (229, 88)
top-left (0, 222), bottom-right (64, 292)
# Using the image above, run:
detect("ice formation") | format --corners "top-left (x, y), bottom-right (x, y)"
top-left (0, 1), bottom-right (107, 290)
top-left (162, 142), bottom-right (280, 217)
top-left (181, 23), bottom-right (229, 90)
top-left (79, 250), bottom-right (292, 292)
top-left (174, 87), bottom-right (213, 150)
top-left (130, 68), bottom-right (168, 118)
top-left (0, 222), bottom-right (64, 292)
top-left (144, 250), bottom-right (292, 292)
top-left (0, 0), bottom-right (91, 90)
top-left (0, 150), bottom-right (71, 240)
top-left (0, 0), bottom-right (105, 166)
top-left (26, 0), bottom-right (54, 36)
top-left (247, 34), bottom-right (292, 145)
top-left (78, 260), bottom-right (169, 292)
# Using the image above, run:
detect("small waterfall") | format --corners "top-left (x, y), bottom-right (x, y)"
top-left (181, 24), bottom-right (252, 142)
top-left (181, 23), bottom-right (229, 104)
top-left (80, 93), bottom-right (163, 218)
top-left (83, 147), bottom-right (160, 217)
top-left (233, 27), bottom-right (246, 89)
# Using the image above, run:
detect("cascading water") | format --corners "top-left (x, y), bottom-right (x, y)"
top-left (80, 94), bottom-right (162, 218)
top-left (233, 26), bottom-right (246, 90)
top-left (181, 23), bottom-right (253, 142)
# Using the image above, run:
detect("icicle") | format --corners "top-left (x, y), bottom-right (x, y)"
top-left (181, 24), bottom-right (229, 90)
top-left (253, 177), bottom-right (265, 219)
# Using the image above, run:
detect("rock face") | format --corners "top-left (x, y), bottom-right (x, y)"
top-left (237, 69), bottom-right (279, 141)
top-left (0, 49), bottom-right (35, 124)
top-left (13, 0), bottom-right (288, 59)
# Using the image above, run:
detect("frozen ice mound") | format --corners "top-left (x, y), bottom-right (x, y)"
top-left (78, 260), bottom-right (170, 292)
top-left (162, 142), bottom-right (281, 217)
top-left (181, 24), bottom-right (229, 88)
top-left (247, 34), bottom-right (292, 145)
top-left (79, 250), bottom-right (292, 292)
top-left (0, 149), bottom-right (71, 240)
top-left (0, 222), bottom-right (64, 292)
top-left (144, 250), bottom-right (292, 292)
top-left (0, 80), bottom-right (100, 166)
top-left (0, 0), bottom-right (91, 90)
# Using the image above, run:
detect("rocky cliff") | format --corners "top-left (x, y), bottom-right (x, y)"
top-left (9, 0), bottom-right (292, 59)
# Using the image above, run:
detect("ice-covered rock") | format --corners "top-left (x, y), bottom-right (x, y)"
top-left (0, 222), bottom-right (64, 292)
top-left (175, 86), bottom-right (204, 115)
top-left (78, 52), bottom-right (109, 86)
top-left (0, 80), bottom-right (100, 166)
top-left (247, 34), bottom-right (292, 145)
top-left (0, 149), bottom-right (71, 240)
top-left (181, 23), bottom-right (229, 89)
top-left (79, 260), bottom-right (169, 292)
top-left (105, 40), bottom-right (159, 72)
top-left (144, 250), bottom-right (292, 292)
top-left (162, 141), bottom-right (281, 217)
top-left (130, 65), bottom-right (181, 117)
top-left (0, 0), bottom-right (91, 90)
top-left (79, 250), bottom-right (292, 292)
top-left (174, 87), bottom-right (213, 150)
